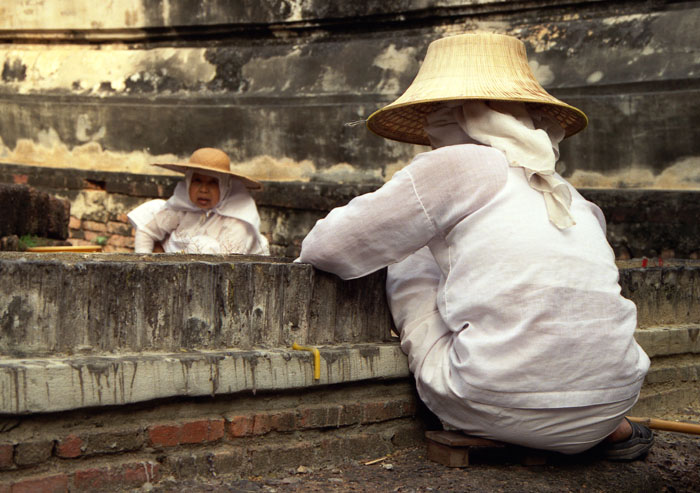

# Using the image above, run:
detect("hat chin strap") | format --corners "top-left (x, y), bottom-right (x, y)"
top-left (425, 100), bottom-right (575, 229)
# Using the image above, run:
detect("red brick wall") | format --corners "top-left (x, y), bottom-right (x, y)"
top-left (0, 387), bottom-right (421, 491)
top-left (69, 213), bottom-right (135, 253)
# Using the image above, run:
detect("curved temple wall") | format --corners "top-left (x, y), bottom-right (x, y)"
top-left (0, 1), bottom-right (698, 189)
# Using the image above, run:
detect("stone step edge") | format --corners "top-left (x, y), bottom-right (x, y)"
top-left (2, 323), bottom-right (697, 415)
top-left (634, 324), bottom-right (700, 357)
top-left (0, 344), bottom-right (410, 415)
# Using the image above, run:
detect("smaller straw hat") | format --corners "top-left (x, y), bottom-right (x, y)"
top-left (153, 148), bottom-right (262, 190)
top-left (366, 32), bottom-right (588, 145)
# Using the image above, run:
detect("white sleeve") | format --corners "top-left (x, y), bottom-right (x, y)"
top-left (298, 145), bottom-right (508, 280)
top-left (134, 229), bottom-right (155, 253)
top-left (298, 167), bottom-right (437, 280)
top-left (134, 208), bottom-right (181, 252)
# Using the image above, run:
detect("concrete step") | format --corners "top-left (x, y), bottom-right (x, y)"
top-left (0, 252), bottom-right (393, 356)
top-left (1, 254), bottom-right (698, 357)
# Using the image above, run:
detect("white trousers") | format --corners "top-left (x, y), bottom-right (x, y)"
top-left (387, 247), bottom-right (638, 454)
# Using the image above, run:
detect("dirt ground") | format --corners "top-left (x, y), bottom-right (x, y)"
top-left (139, 425), bottom-right (700, 493)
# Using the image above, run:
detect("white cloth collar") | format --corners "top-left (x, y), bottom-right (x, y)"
top-left (424, 101), bottom-right (574, 229)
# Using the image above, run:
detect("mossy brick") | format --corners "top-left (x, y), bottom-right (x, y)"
top-left (9, 474), bottom-right (69, 493)
top-left (72, 466), bottom-right (123, 492)
top-left (300, 405), bottom-right (343, 429)
top-left (81, 220), bottom-right (107, 233)
top-left (165, 453), bottom-right (198, 479)
top-left (0, 444), bottom-right (13, 469)
top-left (209, 449), bottom-right (245, 476)
top-left (106, 234), bottom-right (134, 248)
top-left (122, 462), bottom-right (160, 487)
top-left (270, 411), bottom-right (298, 432)
top-left (0, 184), bottom-right (69, 239)
top-left (208, 419), bottom-right (226, 441)
top-left (167, 449), bottom-right (244, 479)
top-left (248, 442), bottom-right (316, 475)
top-left (55, 434), bottom-right (83, 458)
top-left (13, 440), bottom-right (52, 466)
top-left (338, 403), bottom-right (364, 426)
top-left (227, 415), bottom-right (254, 438)
top-left (147, 424), bottom-right (179, 447)
top-left (362, 400), bottom-right (407, 423)
top-left (252, 413), bottom-right (274, 435)
top-left (82, 429), bottom-right (144, 456)
top-left (107, 221), bottom-right (133, 235)
top-left (82, 231), bottom-right (102, 242)
top-left (179, 420), bottom-right (210, 444)
top-left (11, 174), bottom-right (28, 185)
top-left (68, 216), bottom-right (81, 230)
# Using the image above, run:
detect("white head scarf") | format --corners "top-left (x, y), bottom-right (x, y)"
top-left (166, 168), bottom-right (263, 232)
top-left (424, 100), bottom-right (574, 229)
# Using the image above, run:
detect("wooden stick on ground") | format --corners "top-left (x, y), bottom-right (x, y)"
top-left (627, 416), bottom-right (700, 436)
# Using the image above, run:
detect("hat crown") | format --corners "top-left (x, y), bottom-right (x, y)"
top-left (189, 148), bottom-right (231, 173)
top-left (417, 33), bottom-right (536, 88)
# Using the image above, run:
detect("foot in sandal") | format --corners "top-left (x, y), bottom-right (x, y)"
top-left (602, 417), bottom-right (654, 461)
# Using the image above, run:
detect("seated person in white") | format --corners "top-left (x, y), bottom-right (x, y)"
top-left (128, 147), bottom-right (269, 255)
top-left (298, 33), bottom-right (653, 460)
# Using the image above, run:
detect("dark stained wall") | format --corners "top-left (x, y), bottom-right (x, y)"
top-left (0, 0), bottom-right (698, 189)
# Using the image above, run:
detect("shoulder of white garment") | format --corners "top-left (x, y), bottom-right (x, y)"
top-left (408, 143), bottom-right (508, 169)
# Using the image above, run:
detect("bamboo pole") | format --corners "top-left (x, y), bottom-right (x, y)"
top-left (627, 416), bottom-right (700, 436)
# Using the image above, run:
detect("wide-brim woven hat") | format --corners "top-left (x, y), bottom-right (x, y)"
top-left (153, 147), bottom-right (262, 190)
top-left (366, 32), bottom-right (588, 145)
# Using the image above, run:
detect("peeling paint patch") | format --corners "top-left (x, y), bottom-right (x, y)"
top-left (1, 59), bottom-right (26, 82)
top-left (603, 14), bottom-right (651, 26)
top-left (314, 163), bottom-right (382, 184)
top-left (242, 49), bottom-right (302, 93)
top-left (529, 61), bottom-right (555, 86)
top-left (230, 155), bottom-right (316, 182)
top-left (75, 115), bottom-right (106, 142)
top-left (0, 0), bottom-right (149, 30)
top-left (0, 47), bottom-right (217, 95)
top-left (372, 45), bottom-right (419, 94)
top-left (568, 158), bottom-right (700, 190)
top-left (0, 132), bottom-right (180, 174)
top-left (587, 71), bottom-right (604, 84)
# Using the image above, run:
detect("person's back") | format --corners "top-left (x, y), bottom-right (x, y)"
top-left (413, 145), bottom-right (647, 409)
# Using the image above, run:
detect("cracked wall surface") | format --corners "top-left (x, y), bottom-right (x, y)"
top-left (0, 1), bottom-right (698, 189)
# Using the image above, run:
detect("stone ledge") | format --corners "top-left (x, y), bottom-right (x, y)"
top-left (0, 343), bottom-right (409, 414)
top-left (635, 325), bottom-right (700, 358)
top-left (0, 253), bottom-right (394, 355)
top-left (2, 322), bottom-right (698, 415)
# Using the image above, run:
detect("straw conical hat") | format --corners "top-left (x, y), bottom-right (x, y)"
top-left (153, 148), bottom-right (262, 190)
top-left (366, 32), bottom-right (587, 145)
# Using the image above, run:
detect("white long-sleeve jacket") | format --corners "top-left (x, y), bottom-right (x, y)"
top-left (299, 144), bottom-right (649, 409)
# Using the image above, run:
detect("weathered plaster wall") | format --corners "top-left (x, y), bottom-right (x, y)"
top-left (0, 1), bottom-right (697, 188)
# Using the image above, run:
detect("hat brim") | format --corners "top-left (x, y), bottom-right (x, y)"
top-left (367, 97), bottom-right (588, 146)
top-left (153, 162), bottom-right (263, 191)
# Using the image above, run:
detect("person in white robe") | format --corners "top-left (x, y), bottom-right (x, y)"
top-left (298, 33), bottom-right (653, 459)
top-left (128, 148), bottom-right (269, 255)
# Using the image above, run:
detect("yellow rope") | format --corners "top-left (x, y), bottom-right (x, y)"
top-left (292, 342), bottom-right (320, 380)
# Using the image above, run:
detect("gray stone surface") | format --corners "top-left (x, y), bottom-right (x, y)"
top-left (0, 344), bottom-right (409, 414)
top-left (0, 253), bottom-right (393, 356)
